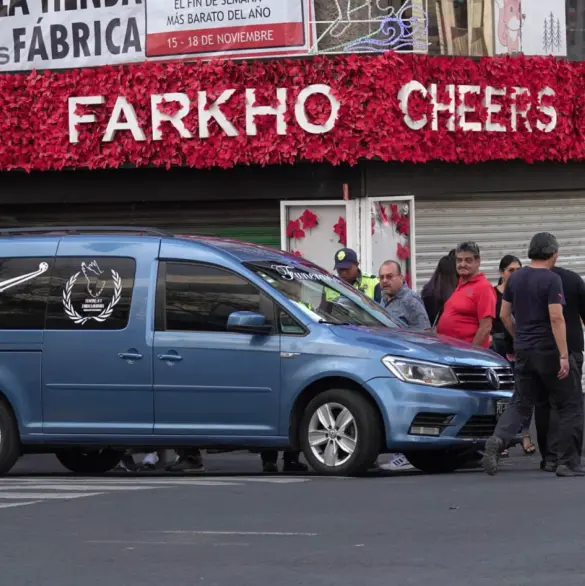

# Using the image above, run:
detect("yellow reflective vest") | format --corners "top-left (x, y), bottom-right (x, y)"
top-left (325, 273), bottom-right (378, 303)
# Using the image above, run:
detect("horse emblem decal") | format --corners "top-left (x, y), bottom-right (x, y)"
top-left (63, 260), bottom-right (122, 325)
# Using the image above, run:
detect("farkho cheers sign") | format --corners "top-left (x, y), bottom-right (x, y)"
top-left (0, 53), bottom-right (580, 171)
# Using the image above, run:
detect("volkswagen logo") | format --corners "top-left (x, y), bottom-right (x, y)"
top-left (486, 368), bottom-right (500, 390)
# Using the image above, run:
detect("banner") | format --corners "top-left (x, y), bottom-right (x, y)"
top-left (0, 0), bottom-right (146, 72)
top-left (145, 0), bottom-right (314, 60)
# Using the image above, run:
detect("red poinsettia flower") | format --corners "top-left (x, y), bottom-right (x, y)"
top-left (290, 249), bottom-right (302, 257)
top-left (390, 204), bottom-right (400, 225)
top-left (396, 215), bottom-right (410, 236)
top-left (397, 243), bottom-right (410, 260)
top-left (379, 204), bottom-right (389, 225)
top-left (286, 219), bottom-right (306, 240)
top-left (300, 209), bottom-right (318, 230)
top-left (333, 216), bottom-right (347, 246)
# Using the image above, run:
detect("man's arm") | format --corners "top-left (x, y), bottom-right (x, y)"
top-left (548, 275), bottom-right (569, 378)
top-left (577, 276), bottom-right (585, 324)
top-left (406, 295), bottom-right (431, 331)
top-left (500, 299), bottom-right (515, 338)
top-left (472, 284), bottom-right (496, 346)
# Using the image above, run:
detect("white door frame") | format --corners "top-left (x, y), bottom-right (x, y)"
top-left (359, 195), bottom-right (416, 287)
top-left (280, 200), bottom-right (359, 253)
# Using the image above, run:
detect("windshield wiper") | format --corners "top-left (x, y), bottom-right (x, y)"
top-left (318, 320), bottom-right (352, 325)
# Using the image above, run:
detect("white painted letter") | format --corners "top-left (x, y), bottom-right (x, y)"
top-left (536, 87), bottom-right (557, 132)
top-left (397, 81), bottom-right (428, 130)
top-left (151, 93), bottom-right (193, 140)
top-left (246, 88), bottom-right (287, 135)
top-left (103, 97), bottom-right (145, 142)
top-left (198, 89), bottom-right (238, 138)
top-left (457, 85), bottom-right (481, 132)
top-left (511, 87), bottom-right (532, 132)
top-left (68, 96), bottom-right (105, 143)
top-left (484, 86), bottom-right (507, 132)
top-left (294, 84), bottom-right (340, 134)
top-left (429, 84), bottom-right (455, 131)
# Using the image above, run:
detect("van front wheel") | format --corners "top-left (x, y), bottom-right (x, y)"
top-left (299, 389), bottom-right (382, 476)
top-left (55, 448), bottom-right (123, 474)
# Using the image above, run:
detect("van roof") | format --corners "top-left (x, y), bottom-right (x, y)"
top-left (0, 226), bottom-right (302, 265)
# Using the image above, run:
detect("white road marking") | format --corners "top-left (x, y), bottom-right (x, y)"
top-left (160, 530), bottom-right (318, 536)
top-left (0, 484), bottom-right (158, 492)
top-left (0, 501), bottom-right (42, 509)
top-left (0, 492), bottom-right (103, 499)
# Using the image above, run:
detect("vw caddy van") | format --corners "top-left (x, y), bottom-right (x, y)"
top-left (0, 227), bottom-right (514, 476)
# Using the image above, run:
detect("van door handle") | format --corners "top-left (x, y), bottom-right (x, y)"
top-left (157, 353), bottom-right (183, 362)
top-left (118, 351), bottom-right (143, 361)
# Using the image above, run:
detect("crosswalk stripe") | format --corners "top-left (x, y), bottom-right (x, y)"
top-left (0, 484), bottom-right (159, 492)
top-left (2, 477), bottom-right (312, 485)
top-left (0, 492), bottom-right (103, 499)
top-left (0, 501), bottom-right (42, 509)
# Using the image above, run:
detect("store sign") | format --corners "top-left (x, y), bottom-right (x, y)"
top-left (67, 83), bottom-right (341, 143)
top-left (145, 0), bottom-right (314, 60)
top-left (398, 81), bottom-right (558, 133)
top-left (0, 0), bottom-right (145, 72)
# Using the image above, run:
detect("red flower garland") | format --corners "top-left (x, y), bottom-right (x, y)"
top-left (333, 217), bottom-right (347, 246)
top-left (0, 53), bottom-right (580, 172)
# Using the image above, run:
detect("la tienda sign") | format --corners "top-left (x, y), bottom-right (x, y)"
top-left (0, 53), bottom-right (581, 171)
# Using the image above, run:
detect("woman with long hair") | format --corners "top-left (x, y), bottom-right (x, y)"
top-left (492, 254), bottom-right (536, 455)
top-left (421, 251), bottom-right (458, 326)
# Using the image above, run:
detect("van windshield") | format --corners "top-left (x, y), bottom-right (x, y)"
top-left (246, 261), bottom-right (400, 328)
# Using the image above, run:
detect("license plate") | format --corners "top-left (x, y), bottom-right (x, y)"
top-left (496, 400), bottom-right (510, 419)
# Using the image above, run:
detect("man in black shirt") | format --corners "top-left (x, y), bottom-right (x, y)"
top-left (535, 266), bottom-right (585, 472)
top-left (482, 232), bottom-right (584, 477)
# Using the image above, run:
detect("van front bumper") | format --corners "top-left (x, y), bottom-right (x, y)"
top-left (365, 377), bottom-right (514, 451)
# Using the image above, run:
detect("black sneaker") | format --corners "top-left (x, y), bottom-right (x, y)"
top-left (482, 436), bottom-right (504, 476)
top-left (166, 456), bottom-right (204, 473)
top-left (262, 462), bottom-right (278, 473)
top-left (556, 464), bottom-right (585, 477)
top-left (283, 460), bottom-right (308, 473)
top-left (540, 461), bottom-right (557, 473)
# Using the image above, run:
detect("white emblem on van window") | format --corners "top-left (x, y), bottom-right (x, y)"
top-left (63, 260), bottom-right (122, 325)
top-left (0, 262), bottom-right (49, 293)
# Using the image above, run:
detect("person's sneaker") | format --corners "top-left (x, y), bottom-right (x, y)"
top-left (380, 454), bottom-right (415, 471)
top-left (283, 460), bottom-right (308, 473)
top-left (540, 461), bottom-right (557, 473)
top-left (482, 436), bottom-right (504, 476)
top-left (262, 462), bottom-right (278, 473)
top-left (556, 464), bottom-right (585, 477)
top-left (166, 457), bottom-right (205, 473)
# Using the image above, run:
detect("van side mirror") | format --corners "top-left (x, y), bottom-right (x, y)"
top-left (226, 311), bottom-right (272, 335)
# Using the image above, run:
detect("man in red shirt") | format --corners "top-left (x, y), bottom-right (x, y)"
top-left (437, 241), bottom-right (496, 348)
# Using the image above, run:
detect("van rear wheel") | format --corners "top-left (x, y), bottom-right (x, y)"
top-left (299, 389), bottom-right (382, 476)
top-left (55, 448), bottom-right (123, 474)
top-left (0, 399), bottom-right (21, 476)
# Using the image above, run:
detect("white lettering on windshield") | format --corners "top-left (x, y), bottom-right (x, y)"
top-left (271, 265), bottom-right (337, 283)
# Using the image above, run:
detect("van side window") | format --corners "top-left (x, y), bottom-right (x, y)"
top-left (162, 262), bottom-right (274, 333)
top-left (45, 257), bottom-right (136, 330)
top-left (0, 258), bottom-right (53, 330)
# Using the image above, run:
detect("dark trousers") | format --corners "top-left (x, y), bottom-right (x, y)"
top-left (534, 352), bottom-right (584, 466)
top-left (493, 349), bottom-right (584, 467)
top-left (491, 337), bottom-right (532, 433)
top-left (261, 450), bottom-right (300, 465)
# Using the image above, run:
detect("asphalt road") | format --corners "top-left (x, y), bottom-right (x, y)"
top-left (1, 450), bottom-right (584, 586)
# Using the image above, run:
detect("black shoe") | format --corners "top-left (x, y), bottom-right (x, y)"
top-left (283, 460), bottom-right (308, 472)
top-left (262, 462), bottom-right (278, 473)
top-left (540, 461), bottom-right (557, 473)
top-left (482, 436), bottom-right (504, 476)
top-left (556, 464), bottom-right (585, 477)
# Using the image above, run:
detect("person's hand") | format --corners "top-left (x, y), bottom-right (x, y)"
top-left (506, 353), bottom-right (515, 362)
top-left (558, 356), bottom-right (570, 379)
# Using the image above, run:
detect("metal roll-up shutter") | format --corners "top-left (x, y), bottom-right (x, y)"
top-left (0, 200), bottom-right (281, 248)
top-left (415, 191), bottom-right (585, 390)
top-left (415, 192), bottom-right (585, 290)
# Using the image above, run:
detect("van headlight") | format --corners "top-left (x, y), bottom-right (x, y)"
top-left (382, 356), bottom-right (458, 387)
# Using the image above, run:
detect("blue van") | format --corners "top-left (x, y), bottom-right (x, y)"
top-left (0, 227), bottom-right (513, 476)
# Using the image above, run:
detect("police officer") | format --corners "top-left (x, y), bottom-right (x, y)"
top-left (324, 248), bottom-right (380, 305)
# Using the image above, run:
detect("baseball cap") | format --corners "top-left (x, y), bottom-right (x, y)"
top-left (334, 248), bottom-right (358, 270)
